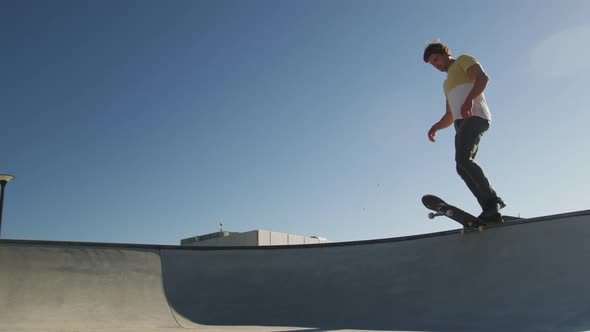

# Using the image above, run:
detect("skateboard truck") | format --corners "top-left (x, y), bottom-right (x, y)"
top-left (428, 210), bottom-right (453, 219)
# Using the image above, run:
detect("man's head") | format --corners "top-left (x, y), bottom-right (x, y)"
top-left (423, 41), bottom-right (453, 72)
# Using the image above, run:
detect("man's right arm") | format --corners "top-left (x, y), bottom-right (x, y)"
top-left (428, 100), bottom-right (454, 142)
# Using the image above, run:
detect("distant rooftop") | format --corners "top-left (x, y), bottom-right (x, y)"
top-left (180, 230), bottom-right (329, 247)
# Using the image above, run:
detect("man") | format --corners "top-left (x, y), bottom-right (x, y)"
top-left (423, 41), bottom-right (505, 221)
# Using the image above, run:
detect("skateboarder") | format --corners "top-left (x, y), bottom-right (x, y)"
top-left (423, 41), bottom-right (505, 221)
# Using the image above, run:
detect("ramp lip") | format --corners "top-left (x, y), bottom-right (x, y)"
top-left (2, 209), bottom-right (589, 251)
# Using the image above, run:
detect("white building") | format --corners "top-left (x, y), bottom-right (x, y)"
top-left (180, 230), bottom-right (329, 247)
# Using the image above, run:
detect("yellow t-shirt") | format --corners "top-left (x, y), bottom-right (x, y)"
top-left (443, 55), bottom-right (491, 121)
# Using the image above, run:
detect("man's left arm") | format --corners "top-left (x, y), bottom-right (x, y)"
top-left (461, 64), bottom-right (489, 118)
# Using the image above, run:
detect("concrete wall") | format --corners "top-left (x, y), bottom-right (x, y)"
top-left (163, 212), bottom-right (590, 331)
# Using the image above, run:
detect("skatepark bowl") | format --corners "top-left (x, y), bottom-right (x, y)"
top-left (2, 209), bottom-right (590, 332)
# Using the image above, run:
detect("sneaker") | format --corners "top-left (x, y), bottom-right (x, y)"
top-left (496, 197), bottom-right (507, 210)
top-left (483, 197), bottom-right (506, 213)
top-left (479, 212), bottom-right (503, 224)
top-left (479, 198), bottom-right (506, 220)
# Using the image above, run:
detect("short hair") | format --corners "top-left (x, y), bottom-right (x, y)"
top-left (423, 41), bottom-right (452, 63)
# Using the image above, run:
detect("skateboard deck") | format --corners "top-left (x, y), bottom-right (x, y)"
top-left (422, 194), bottom-right (487, 233)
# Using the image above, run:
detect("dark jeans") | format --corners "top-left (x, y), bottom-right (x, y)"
top-left (454, 117), bottom-right (498, 210)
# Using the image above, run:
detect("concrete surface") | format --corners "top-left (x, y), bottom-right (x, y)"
top-left (2, 210), bottom-right (590, 331)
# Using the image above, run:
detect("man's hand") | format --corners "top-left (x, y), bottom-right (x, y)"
top-left (461, 98), bottom-right (473, 118)
top-left (428, 126), bottom-right (437, 142)
top-left (429, 103), bottom-right (454, 143)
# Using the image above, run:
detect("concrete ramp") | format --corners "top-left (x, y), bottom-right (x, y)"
top-left (0, 244), bottom-right (178, 330)
top-left (2, 210), bottom-right (590, 331)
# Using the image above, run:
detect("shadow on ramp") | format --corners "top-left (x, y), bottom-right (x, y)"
top-left (162, 210), bottom-right (590, 331)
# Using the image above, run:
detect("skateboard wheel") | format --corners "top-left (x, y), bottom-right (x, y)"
top-left (428, 212), bottom-right (435, 219)
top-left (445, 210), bottom-right (453, 217)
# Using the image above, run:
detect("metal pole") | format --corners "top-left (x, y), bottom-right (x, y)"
top-left (0, 175), bottom-right (14, 238)
top-left (0, 180), bottom-right (7, 238)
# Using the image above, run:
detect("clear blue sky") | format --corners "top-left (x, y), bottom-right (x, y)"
top-left (2, 0), bottom-right (589, 245)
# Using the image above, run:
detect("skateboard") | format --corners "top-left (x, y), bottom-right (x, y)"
top-left (422, 194), bottom-right (487, 233)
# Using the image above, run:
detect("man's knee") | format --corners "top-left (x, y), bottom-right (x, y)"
top-left (455, 157), bottom-right (474, 173)
top-left (456, 163), bottom-right (465, 176)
